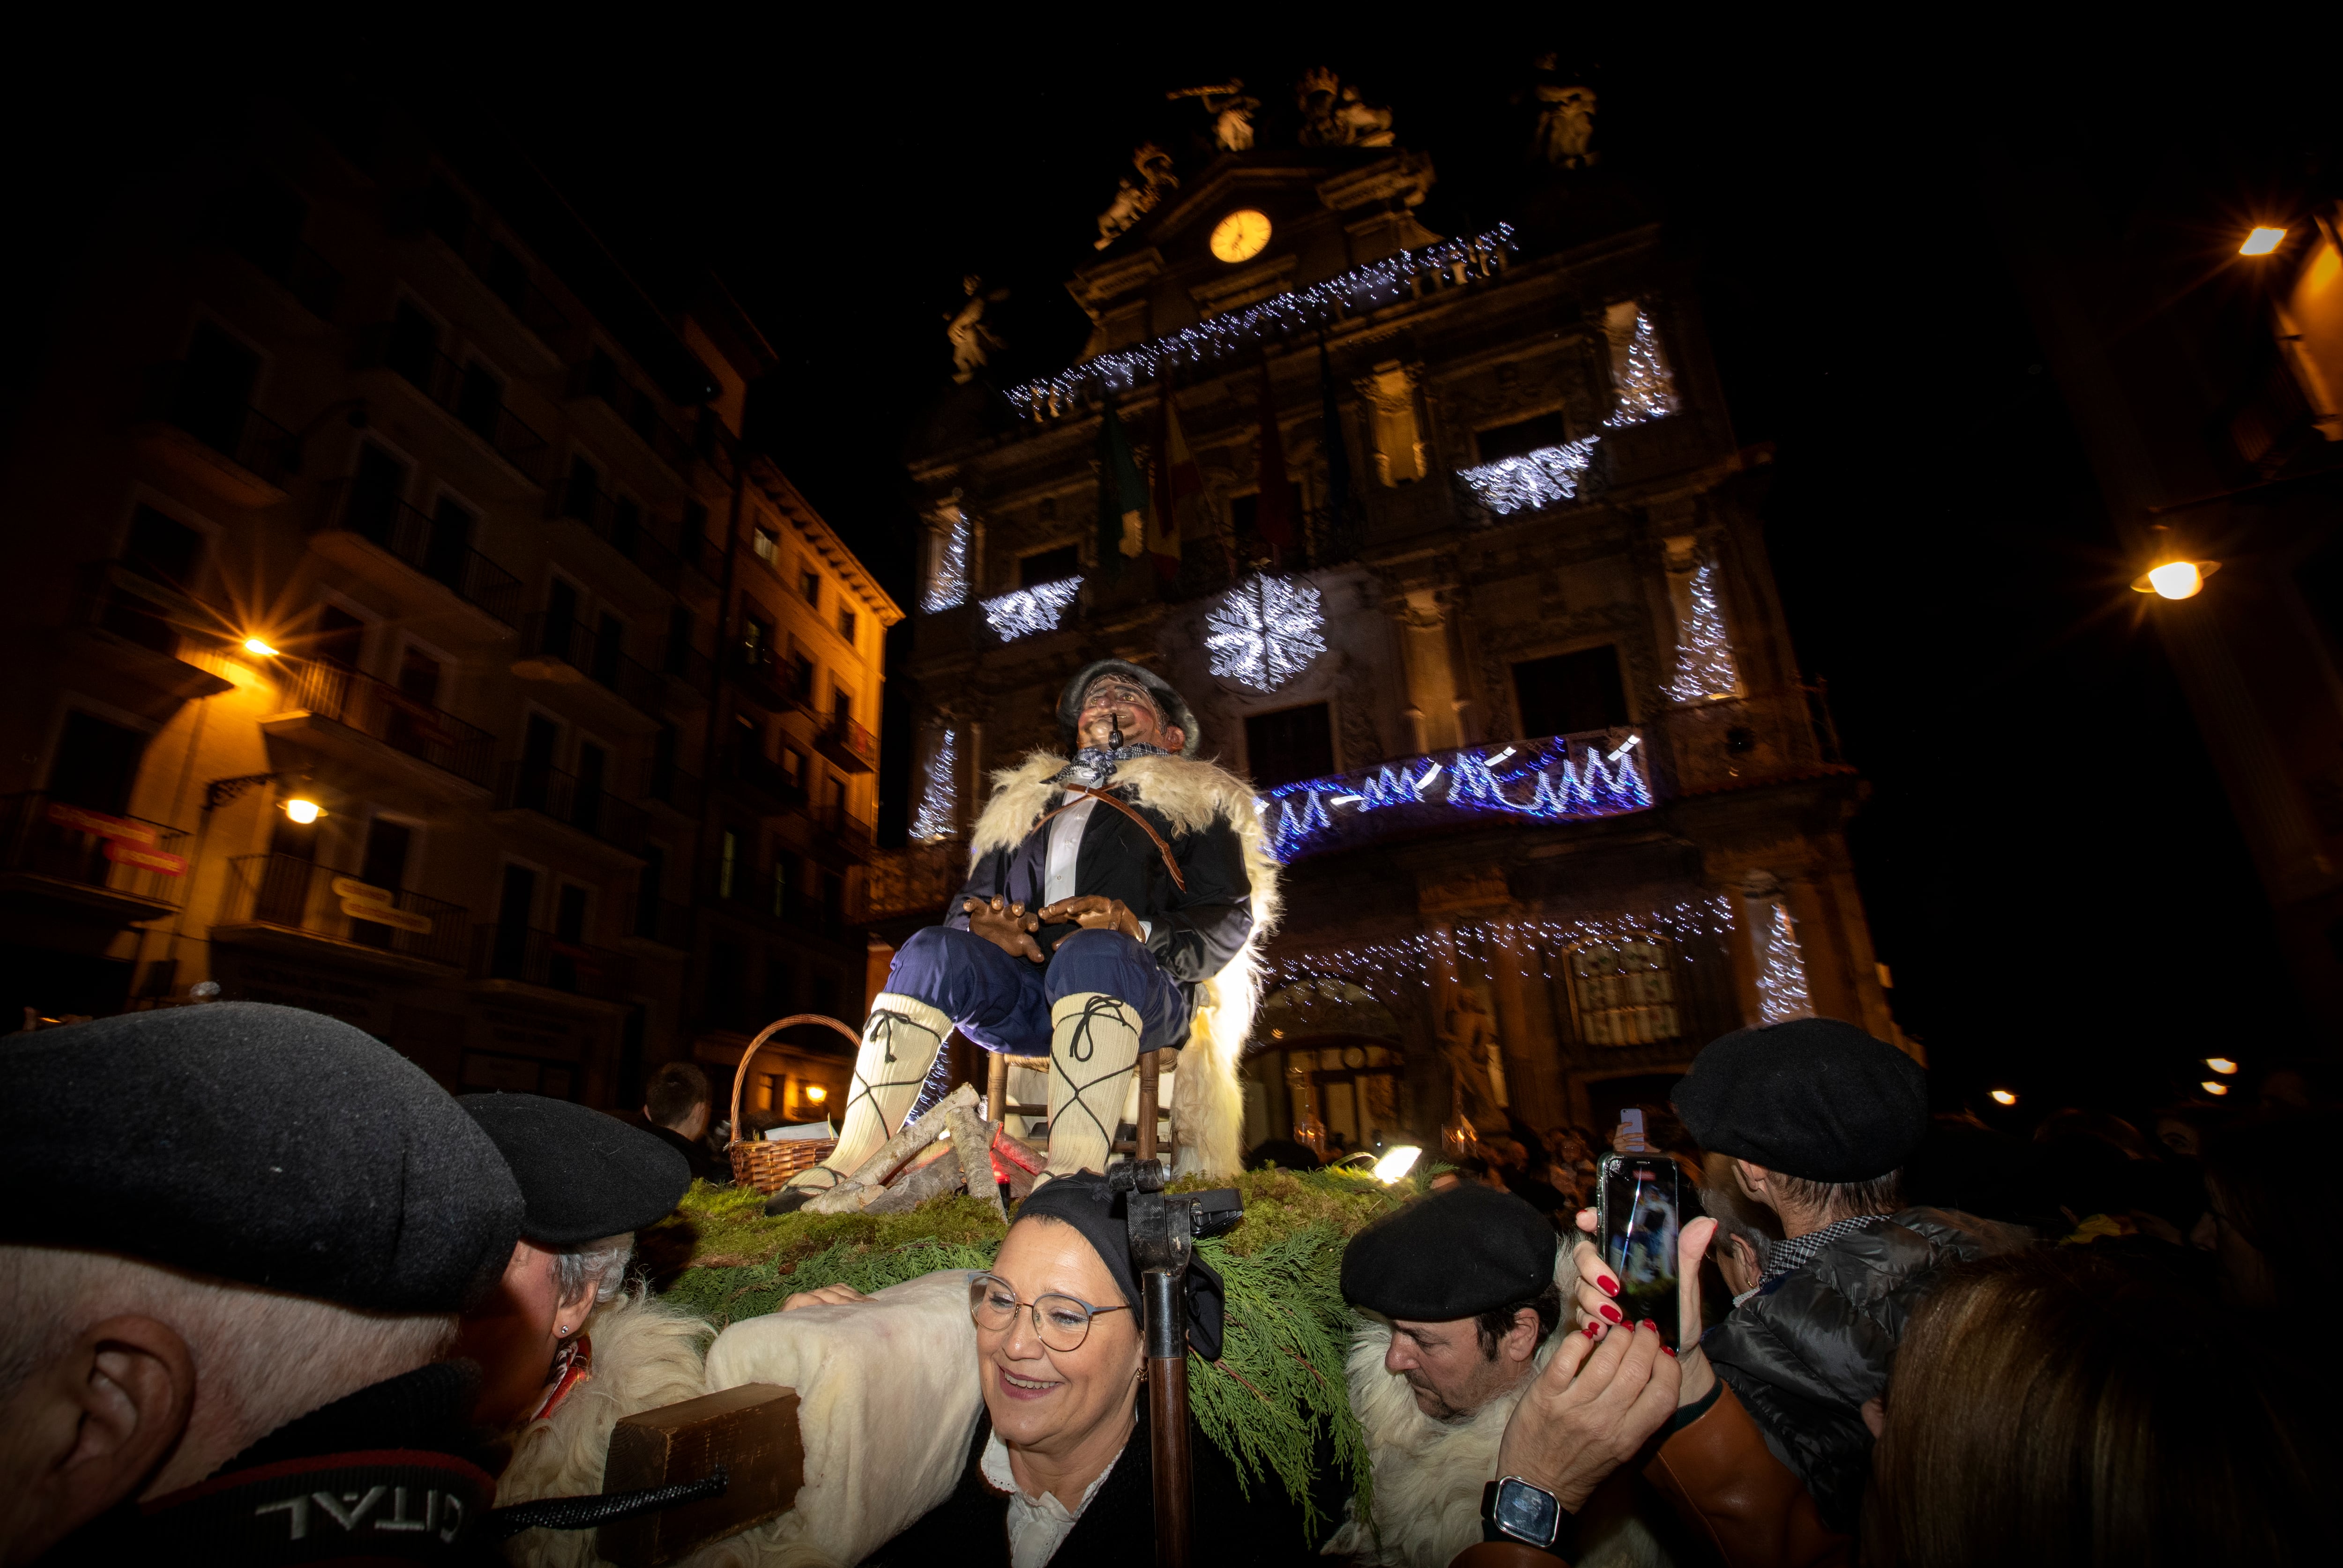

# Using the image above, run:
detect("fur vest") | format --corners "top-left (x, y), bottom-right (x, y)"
top-left (494, 1290), bottom-right (713, 1568)
top-left (970, 751), bottom-right (1281, 1179)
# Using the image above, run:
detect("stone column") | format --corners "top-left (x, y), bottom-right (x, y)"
top-left (1387, 590), bottom-right (1461, 753)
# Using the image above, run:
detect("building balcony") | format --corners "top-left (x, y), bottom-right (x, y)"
top-left (807, 800), bottom-right (876, 864)
top-left (815, 715), bottom-right (878, 775)
top-left (724, 645), bottom-right (812, 715)
top-left (357, 327), bottom-right (553, 486)
top-left (472, 923), bottom-right (633, 1003)
top-left (543, 472), bottom-right (690, 592)
top-left (702, 880), bottom-right (850, 944)
top-left (643, 763), bottom-right (704, 818)
top-left (717, 744), bottom-right (808, 816)
top-left (267, 658), bottom-right (497, 792)
top-left (513, 612), bottom-right (668, 726)
top-left (0, 793), bottom-right (190, 925)
top-left (1257, 728), bottom-right (1656, 863)
top-left (212, 853), bottom-right (469, 971)
top-left (313, 483), bottom-right (523, 632)
top-left (624, 895), bottom-right (693, 954)
top-left (658, 635), bottom-right (715, 702)
top-left (135, 364), bottom-right (293, 508)
top-left (565, 351), bottom-right (701, 481)
top-left (411, 206), bottom-right (573, 354)
top-left (492, 763), bottom-right (649, 859)
top-left (64, 564), bottom-right (236, 703)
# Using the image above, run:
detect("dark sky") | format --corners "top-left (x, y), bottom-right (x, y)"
top-left (40, 25), bottom-right (2329, 1117)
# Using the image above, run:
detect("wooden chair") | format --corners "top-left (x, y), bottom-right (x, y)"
top-left (985, 1049), bottom-right (1168, 1163)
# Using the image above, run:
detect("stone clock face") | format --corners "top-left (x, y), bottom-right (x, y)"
top-left (1210, 209), bottom-right (1272, 263)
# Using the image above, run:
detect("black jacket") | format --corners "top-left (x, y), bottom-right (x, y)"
top-left (950, 778), bottom-right (1254, 1010)
top-left (867, 1405), bottom-right (1323, 1568)
top-left (1701, 1207), bottom-right (1994, 1533)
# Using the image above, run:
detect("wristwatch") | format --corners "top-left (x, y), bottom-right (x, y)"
top-left (1482, 1477), bottom-right (1576, 1558)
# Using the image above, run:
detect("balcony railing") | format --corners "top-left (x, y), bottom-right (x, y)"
top-left (78, 561), bottom-right (194, 657)
top-left (327, 484), bottom-right (523, 626)
top-left (277, 658), bottom-right (497, 788)
top-left (517, 613), bottom-right (668, 719)
top-left (632, 895), bottom-right (693, 949)
top-left (724, 645), bottom-right (812, 713)
top-left (544, 476), bottom-right (687, 591)
top-left (810, 800), bottom-right (876, 862)
top-left (816, 715), bottom-right (878, 774)
top-left (359, 327), bottom-right (552, 485)
top-left (0, 793), bottom-right (189, 911)
top-left (143, 364), bottom-right (294, 486)
top-left (1257, 728), bottom-right (1656, 864)
top-left (565, 352), bottom-right (700, 478)
top-left (719, 745), bottom-right (808, 812)
top-left (407, 195), bottom-right (573, 350)
top-left (473, 923), bottom-right (633, 999)
top-left (494, 763), bottom-right (649, 855)
top-left (216, 853), bottom-right (469, 967)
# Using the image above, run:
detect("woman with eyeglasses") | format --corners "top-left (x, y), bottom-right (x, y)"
top-left (857, 1172), bottom-right (1323, 1567)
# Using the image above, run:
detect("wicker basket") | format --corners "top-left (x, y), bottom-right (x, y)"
top-left (726, 1013), bottom-right (856, 1193)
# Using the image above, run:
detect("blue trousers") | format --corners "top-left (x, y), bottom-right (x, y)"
top-left (885, 926), bottom-right (1190, 1055)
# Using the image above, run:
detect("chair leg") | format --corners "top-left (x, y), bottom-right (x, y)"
top-left (1135, 1050), bottom-right (1159, 1163)
top-left (986, 1050), bottom-right (1007, 1125)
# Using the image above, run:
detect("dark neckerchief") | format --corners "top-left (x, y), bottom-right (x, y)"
top-left (1050, 743), bottom-right (1170, 790)
top-left (59, 1363), bottom-right (500, 1565)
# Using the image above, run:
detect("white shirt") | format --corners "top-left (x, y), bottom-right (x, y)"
top-left (980, 1425), bottom-right (1125, 1568)
top-left (1042, 795), bottom-right (1149, 939)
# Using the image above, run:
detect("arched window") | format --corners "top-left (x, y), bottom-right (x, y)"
top-left (1566, 936), bottom-right (1680, 1046)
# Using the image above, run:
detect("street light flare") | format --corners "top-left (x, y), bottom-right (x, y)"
top-left (242, 638), bottom-right (279, 657)
top-left (2205, 1056), bottom-right (2238, 1075)
top-left (1989, 1088), bottom-right (2017, 1107)
top-left (2201, 1080), bottom-right (2230, 1096)
top-left (2147, 561), bottom-right (2203, 599)
top-left (1372, 1144), bottom-right (1422, 1183)
top-left (283, 798), bottom-right (322, 825)
top-left (2239, 226), bottom-right (2286, 256)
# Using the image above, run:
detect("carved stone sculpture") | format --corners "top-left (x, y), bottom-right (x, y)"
top-left (944, 275), bottom-right (1008, 383)
top-left (1296, 68), bottom-right (1394, 149)
top-left (1440, 987), bottom-right (1509, 1128)
top-left (1170, 80), bottom-right (1261, 152)
top-left (1535, 83), bottom-right (1599, 168)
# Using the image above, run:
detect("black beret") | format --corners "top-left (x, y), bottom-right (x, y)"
top-left (0, 1003), bottom-right (522, 1312)
top-left (1013, 1174), bottom-right (1225, 1359)
top-left (1340, 1184), bottom-right (1558, 1321)
top-left (461, 1094), bottom-right (691, 1246)
top-left (1671, 1018), bottom-right (1929, 1183)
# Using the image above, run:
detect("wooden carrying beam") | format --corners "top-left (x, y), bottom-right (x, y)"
top-left (599, 1384), bottom-right (802, 1568)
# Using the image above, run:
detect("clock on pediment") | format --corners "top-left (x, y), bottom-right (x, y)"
top-left (1209, 208), bottom-right (1272, 263)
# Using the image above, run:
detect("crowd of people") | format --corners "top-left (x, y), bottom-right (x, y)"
top-left (0, 999), bottom-right (2329, 1566)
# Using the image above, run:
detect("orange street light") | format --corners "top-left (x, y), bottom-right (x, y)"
top-left (283, 797), bottom-right (325, 825)
top-left (804, 1084), bottom-right (828, 1104)
top-left (243, 637), bottom-right (280, 657)
top-left (2201, 1080), bottom-right (2231, 1096)
top-left (2131, 525), bottom-right (2220, 600)
top-left (2205, 1056), bottom-right (2239, 1075)
top-left (2239, 226), bottom-right (2287, 256)
top-left (1989, 1088), bottom-right (2018, 1107)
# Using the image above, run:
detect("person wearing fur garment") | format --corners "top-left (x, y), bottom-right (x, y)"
top-left (455, 1094), bottom-right (714, 1568)
top-left (769, 659), bottom-right (1275, 1208)
top-left (1330, 1184), bottom-right (1677, 1568)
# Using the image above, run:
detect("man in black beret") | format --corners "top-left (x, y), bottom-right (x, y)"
top-left (0, 1003), bottom-right (523, 1565)
top-left (452, 1093), bottom-right (692, 1432)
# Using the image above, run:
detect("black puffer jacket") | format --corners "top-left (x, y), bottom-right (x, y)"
top-left (1701, 1207), bottom-right (1997, 1533)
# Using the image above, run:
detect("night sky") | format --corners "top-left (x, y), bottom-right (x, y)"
top-left (30, 26), bottom-right (2328, 1118)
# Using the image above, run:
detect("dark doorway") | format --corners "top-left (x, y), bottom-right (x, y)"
top-left (348, 445), bottom-right (409, 543)
top-left (1475, 411), bottom-right (1568, 464)
top-left (575, 740), bottom-right (609, 836)
top-left (425, 497), bottom-right (474, 587)
top-left (312, 605), bottom-right (364, 669)
top-left (46, 711), bottom-right (146, 814)
top-left (494, 863), bottom-right (536, 979)
top-left (1020, 544), bottom-right (1079, 587)
top-left (1244, 703), bottom-right (1336, 788)
top-left (351, 817), bottom-right (412, 948)
top-left (543, 578), bottom-right (580, 660)
top-left (1513, 646), bottom-right (1630, 739)
top-left (520, 713), bottom-right (561, 812)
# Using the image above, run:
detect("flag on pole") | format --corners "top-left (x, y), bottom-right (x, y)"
top-left (1151, 395), bottom-right (1206, 589)
top-left (1318, 336), bottom-right (1353, 544)
top-left (1095, 397), bottom-right (1149, 579)
top-left (1253, 358), bottom-right (1298, 567)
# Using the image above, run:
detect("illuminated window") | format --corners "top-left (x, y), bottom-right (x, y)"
top-left (751, 528), bottom-right (777, 562)
top-left (1565, 936), bottom-right (1681, 1046)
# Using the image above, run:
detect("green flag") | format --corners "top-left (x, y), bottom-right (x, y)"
top-left (1095, 397), bottom-right (1150, 580)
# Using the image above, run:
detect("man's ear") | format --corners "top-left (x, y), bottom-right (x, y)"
top-left (2, 1315), bottom-right (194, 1565)
top-left (1732, 1159), bottom-right (1772, 1207)
top-left (1161, 725), bottom-right (1186, 753)
top-left (1505, 1307), bottom-right (1543, 1364)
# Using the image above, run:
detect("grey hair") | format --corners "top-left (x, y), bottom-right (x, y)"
top-left (550, 1234), bottom-right (635, 1309)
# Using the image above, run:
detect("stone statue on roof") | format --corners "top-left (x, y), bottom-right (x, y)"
top-left (945, 275), bottom-right (1008, 383)
top-left (1169, 79), bottom-right (1261, 152)
top-left (1093, 144), bottom-right (1181, 251)
top-left (1297, 67), bottom-right (1395, 148)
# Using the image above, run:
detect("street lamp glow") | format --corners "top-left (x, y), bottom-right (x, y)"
top-left (2201, 1080), bottom-right (2230, 1096)
top-left (2205, 1056), bottom-right (2238, 1075)
top-left (1989, 1088), bottom-right (2018, 1107)
top-left (283, 798), bottom-right (323, 825)
top-left (2147, 561), bottom-right (2203, 600)
top-left (2240, 226), bottom-right (2286, 256)
top-left (1372, 1144), bottom-right (1423, 1183)
top-left (242, 637), bottom-right (279, 657)
top-left (804, 1084), bottom-right (828, 1103)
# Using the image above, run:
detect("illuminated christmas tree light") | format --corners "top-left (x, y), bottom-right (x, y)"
top-left (1665, 559), bottom-right (1741, 702)
top-left (1457, 437), bottom-right (1601, 515)
top-left (922, 511), bottom-right (971, 613)
top-left (1756, 904), bottom-right (1813, 1024)
top-left (1604, 308), bottom-right (1681, 427)
top-left (1205, 572), bottom-right (1327, 692)
top-left (981, 578), bottom-right (1083, 641)
top-left (910, 727), bottom-right (958, 842)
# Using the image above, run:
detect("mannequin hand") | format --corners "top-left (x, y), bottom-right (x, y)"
top-left (963, 896), bottom-right (1044, 963)
top-left (1036, 895), bottom-right (1142, 942)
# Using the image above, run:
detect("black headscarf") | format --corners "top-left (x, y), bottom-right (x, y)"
top-left (1012, 1174), bottom-right (1226, 1360)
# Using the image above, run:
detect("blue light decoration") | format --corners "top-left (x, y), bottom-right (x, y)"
top-left (1755, 903), bottom-right (1814, 1024)
top-left (1006, 225), bottom-right (1517, 420)
top-left (910, 726), bottom-right (958, 842)
top-left (1604, 307), bottom-right (1681, 428)
top-left (1258, 731), bottom-right (1654, 864)
top-left (922, 510), bottom-right (971, 613)
top-left (980, 577), bottom-right (1083, 641)
top-left (1457, 437), bottom-right (1601, 515)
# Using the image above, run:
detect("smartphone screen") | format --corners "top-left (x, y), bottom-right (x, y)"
top-left (1617, 1108), bottom-right (1647, 1149)
top-left (1597, 1154), bottom-right (1681, 1348)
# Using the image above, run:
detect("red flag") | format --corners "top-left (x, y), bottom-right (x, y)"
top-left (1253, 359), bottom-right (1297, 566)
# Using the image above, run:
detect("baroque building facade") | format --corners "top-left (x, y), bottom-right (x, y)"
top-left (886, 134), bottom-right (1897, 1151)
top-left (0, 101), bottom-right (896, 1119)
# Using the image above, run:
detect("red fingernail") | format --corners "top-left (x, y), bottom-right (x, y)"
top-left (1662, 1345), bottom-right (1678, 1358)
top-left (1600, 1304), bottom-right (1623, 1323)
top-left (1583, 1321), bottom-right (1602, 1338)
top-left (1599, 1276), bottom-right (1619, 1296)
top-left (1636, 1319), bottom-right (1657, 1332)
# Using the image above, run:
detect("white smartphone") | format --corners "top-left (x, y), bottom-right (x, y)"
top-left (1617, 1108), bottom-right (1648, 1151)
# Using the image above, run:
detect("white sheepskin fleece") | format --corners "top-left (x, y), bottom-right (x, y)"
top-left (693, 1269), bottom-right (985, 1568)
top-left (1322, 1250), bottom-right (1670, 1568)
top-left (495, 1290), bottom-right (714, 1568)
top-left (970, 751), bottom-right (1281, 1178)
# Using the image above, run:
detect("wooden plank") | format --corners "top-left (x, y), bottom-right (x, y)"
top-left (598, 1384), bottom-right (802, 1568)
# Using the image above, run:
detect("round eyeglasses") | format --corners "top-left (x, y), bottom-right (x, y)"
top-left (968, 1271), bottom-right (1130, 1352)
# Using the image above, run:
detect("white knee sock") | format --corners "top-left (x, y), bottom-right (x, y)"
top-left (1045, 992), bottom-right (1141, 1178)
top-left (783, 993), bottom-right (950, 1191)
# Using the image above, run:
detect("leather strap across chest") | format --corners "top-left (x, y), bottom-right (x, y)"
top-left (1032, 787), bottom-right (1186, 892)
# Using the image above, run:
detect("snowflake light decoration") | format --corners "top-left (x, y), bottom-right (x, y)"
top-left (1604, 308), bottom-right (1681, 428)
top-left (1664, 559), bottom-right (1741, 702)
top-left (981, 578), bottom-right (1082, 641)
top-left (1206, 572), bottom-right (1327, 692)
top-left (910, 727), bottom-right (958, 841)
top-left (1457, 437), bottom-right (1601, 516)
top-left (922, 511), bottom-right (970, 613)
top-left (1755, 903), bottom-right (1813, 1024)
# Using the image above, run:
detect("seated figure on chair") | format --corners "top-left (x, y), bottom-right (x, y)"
top-left (770, 660), bottom-right (1275, 1211)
